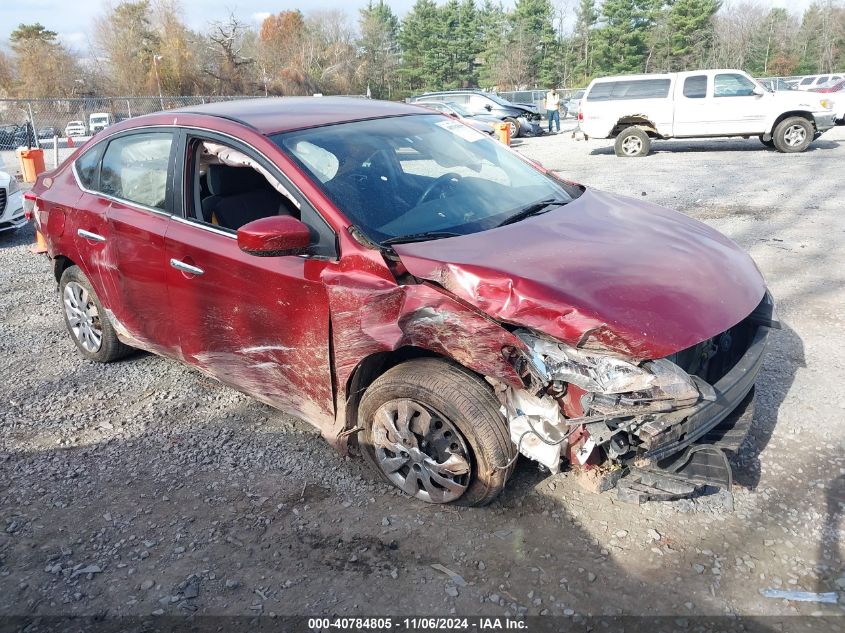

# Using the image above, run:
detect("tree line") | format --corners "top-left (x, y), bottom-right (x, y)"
top-left (1, 0), bottom-right (844, 101)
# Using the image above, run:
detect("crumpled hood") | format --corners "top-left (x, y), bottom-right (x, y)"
top-left (394, 188), bottom-right (766, 360)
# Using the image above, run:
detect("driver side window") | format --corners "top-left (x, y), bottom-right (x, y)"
top-left (714, 74), bottom-right (757, 97)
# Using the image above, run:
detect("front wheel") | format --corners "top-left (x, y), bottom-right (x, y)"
top-left (614, 126), bottom-right (651, 157)
top-left (358, 358), bottom-right (516, 506)
top-left (772, 116), bottom-right (813, 153)
top-left (504, 117), bottom-right (520, 138)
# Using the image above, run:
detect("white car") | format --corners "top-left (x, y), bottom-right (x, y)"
top-left (795, 74), bottom-right (843, 91)
top-left (578, 68), bottom-right (837, 156)
top-left (0, 171), bottom-right (26, 233)
top-left (65, 121), bottom-right (86, 137)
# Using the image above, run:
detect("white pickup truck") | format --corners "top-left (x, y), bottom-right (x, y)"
top-left (578, 69), bottom-right (838, 156)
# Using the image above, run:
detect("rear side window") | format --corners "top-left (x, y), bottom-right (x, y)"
top-left (586, 79), bottom-right (671, 101)
top-left (74, 143), bottom-right (104, 190)
top-left (683, 75), bottom-right (708, 99)
top-left (799, 77), bottom-right (815, 85)
top-left (714, 73), bottom-right (757, 97)
top-left (817, 76), bottom-right (829, 84)
top-left (100, 132), bottom-right (173, 210)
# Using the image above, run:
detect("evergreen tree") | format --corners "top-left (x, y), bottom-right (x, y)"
top-left (666, 0), bottom-right (720, 71)
top-left (510, 0), bottom-right (559, 87)
top-left (593, 0), bottom-right (660, 75)
top-left (359, 1), bottom-right (400, 98)
top-left (455, 0), bottom-right (482, 87)
top-left (477, 0), bottom-right (507, 88)
top-left (571, 0), bottom-right (598, 85)
top-left (399, 0), bottom-right (443, 92)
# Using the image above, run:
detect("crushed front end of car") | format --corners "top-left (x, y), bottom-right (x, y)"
top-left (496, 293), bottom-right (777, 506)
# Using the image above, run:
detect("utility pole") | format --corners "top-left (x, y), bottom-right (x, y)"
top-left (153, 54), bottom-right (165, 110)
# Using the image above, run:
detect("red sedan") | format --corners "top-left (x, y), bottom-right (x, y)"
top-left (27, 97), bottom-right (773, 505)
top-left (811, 79), bottom-right (845, 93)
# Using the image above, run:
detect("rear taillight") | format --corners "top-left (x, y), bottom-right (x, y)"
top-left (23, 191), bottom-right (39, 224)
top-left (577, 111), bottom-right (583, 121)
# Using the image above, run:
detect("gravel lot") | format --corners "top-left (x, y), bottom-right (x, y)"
top-left (1, 126), bottom-right (844, 623)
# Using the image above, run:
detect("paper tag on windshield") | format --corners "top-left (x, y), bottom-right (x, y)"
top-left (435, 119), bottom-right (487, 142)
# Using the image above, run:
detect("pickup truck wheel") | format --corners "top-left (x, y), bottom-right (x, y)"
top-left (59, 266), bottom-right (132, 363)
top-left (759, 136), bottom-right (775, 148)
top-left (773, 116), bottom-right (813, 153)
top-left (614, 126), bottom-right (651, 157)
top-left (358, 358), bottom-right (516, 506)
top-left (504, 117), bottom-right (520, 138)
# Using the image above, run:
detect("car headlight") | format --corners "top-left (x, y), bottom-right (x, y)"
top-left (820, 99), bottom-right (834, 110)
top-left (7, 177), bottom-right (21, 195)
top-left (517, 330), bottom-right (655, 393)
top-left (515, 329), bottom-right (703, 412)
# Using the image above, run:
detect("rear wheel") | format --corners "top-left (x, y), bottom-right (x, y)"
top-left (772, 116), bottom-right (813, 153)
top-left (614, 126), bottom-right (651, 157)
top-left (358, 358), bottom-right (516, 506)
top-left (59, 266), bottom-right (132, 362)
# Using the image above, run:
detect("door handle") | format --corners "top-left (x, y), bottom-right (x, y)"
top-left (77, 228), bottom-right (106, 243)
top-left (170, 258), bottom-right (204, 276)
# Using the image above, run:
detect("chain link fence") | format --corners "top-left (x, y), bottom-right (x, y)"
top-left (0, 96), bottom-right (260, 173)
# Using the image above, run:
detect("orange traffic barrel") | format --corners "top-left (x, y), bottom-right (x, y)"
top-left (17, 148), bottom-right (46, 183)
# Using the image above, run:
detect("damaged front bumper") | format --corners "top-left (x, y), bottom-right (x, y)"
top-left (633, 323), bottom-right (768, 464)
top-left (498, 295), bottom-right (775, 491)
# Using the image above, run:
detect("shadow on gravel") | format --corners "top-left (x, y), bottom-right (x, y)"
top-left (731, 322), bottom-right (804, 490)
top-left (0, 223), bottom-right (34, 249)
top-left (818, 473), bottom-right (845, 593)
top-left (590, 139), bottom-right (840, 156)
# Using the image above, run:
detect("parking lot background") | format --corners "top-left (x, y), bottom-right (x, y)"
top-left (1, 124), bottom-right (844, 619)
top-left (0, 96), bottom-right (260, 174)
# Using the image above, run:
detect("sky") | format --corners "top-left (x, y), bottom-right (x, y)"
top-left (0, 0), bottom-right (825, 51)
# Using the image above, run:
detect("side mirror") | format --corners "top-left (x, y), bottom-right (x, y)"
top-left (752, 85), bottom-right (765, 96)
top-left (484, 104), bottom-right (492, 111)
top-left (237, 215), bottom-right (311, 257)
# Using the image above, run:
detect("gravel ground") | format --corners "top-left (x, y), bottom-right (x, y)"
top-left (1, 126), bottom-right (844, 623)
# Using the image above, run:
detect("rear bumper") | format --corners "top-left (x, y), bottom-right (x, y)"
top-left (633, 322), bottom-right (770, 465)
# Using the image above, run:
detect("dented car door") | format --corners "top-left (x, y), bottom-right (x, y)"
top-left (164, 133), bottom-right (336, 429)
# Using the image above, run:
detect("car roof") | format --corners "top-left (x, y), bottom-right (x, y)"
top-left (165, 96), bottom-right (426, 134)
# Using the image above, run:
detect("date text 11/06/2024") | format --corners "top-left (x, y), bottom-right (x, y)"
top-left (308, 617), bottom-right (527, 630)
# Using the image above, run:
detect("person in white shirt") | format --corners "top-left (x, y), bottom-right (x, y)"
top-left (545, 88), bottom-right (561, 133)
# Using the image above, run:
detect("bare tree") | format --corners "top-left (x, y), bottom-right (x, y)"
top-left (203, 12), bottom-right (255, 94)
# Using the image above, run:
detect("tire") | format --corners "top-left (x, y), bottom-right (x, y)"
top-left (504, 117), bottom-right (520, 139)
top-left (759, 136), bottom-right (775, 148)
top-left (614, 126), bottom-right (651, 157)
top-left (358, 358), bottom-right (516, 506)
top-left (772, 116), bottom-right (814, 153)
top-left (59, 266), bottom-right (132, 362)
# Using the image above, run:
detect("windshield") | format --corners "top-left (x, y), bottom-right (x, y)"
top-left (272, 114), bottom-right (579, 244)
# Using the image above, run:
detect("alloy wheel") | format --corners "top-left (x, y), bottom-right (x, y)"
top-left (783, 124), bottom-right (807, 147)
top-left (371, 398), bottom-right (471, 503)
top-left (63, 281), bottom-right (103, 353)
top-left (622, 135), bottom-right (643, 156)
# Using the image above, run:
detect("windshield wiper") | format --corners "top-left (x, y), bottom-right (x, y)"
top-left (496, 198), bottom-right (569, 228)
top-left (382, 230), bottom-right (463, 246)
